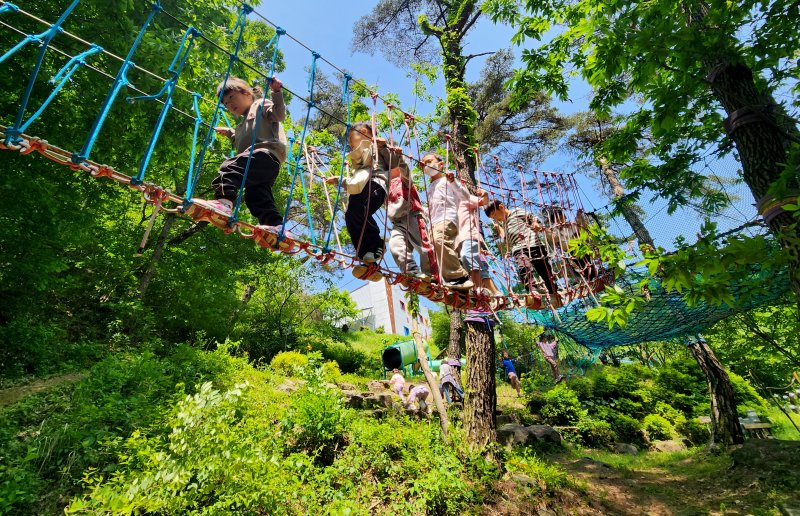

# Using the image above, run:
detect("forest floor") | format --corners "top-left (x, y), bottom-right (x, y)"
top-left (0, 372), bottom-right (86, 408)
top-left (548, 440), bottom-right (800, 515)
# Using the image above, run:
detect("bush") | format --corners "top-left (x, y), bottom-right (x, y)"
top-left (540, 385), bottom-right (584, 425)
top-left (282, 353), bottom-right (349, 465)
top-left (577, 419), bottom-right (616, 448)
top-left (676, 417), bottom-right (709, 446)
top-left (643, 414), bottom-right (675, 441)
top-left (269, 351), bottom-right (309, 376)
top-left (593, 407), bottom-right (647, 446)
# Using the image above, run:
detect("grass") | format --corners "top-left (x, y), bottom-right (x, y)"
top-left (764, 406), bottom-right (800, 440)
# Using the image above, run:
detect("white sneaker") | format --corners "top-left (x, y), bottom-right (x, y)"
top-left (414, 272), bottom-right (431, 282)
top-left (361, 251), bottom-right (383, 263)
top-left (193, 198), bottom-right (232, 216)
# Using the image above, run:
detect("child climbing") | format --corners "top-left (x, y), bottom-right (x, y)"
top-left (389, 368), bottom-right (406, 402)
top-left (193, 76), bottom-right (290, 236)
top-left (405, 383), bottom-right (431, 413)
top-left (544, 206), bottom-right (597, 281)
top-left (420, 152), bottom-right (473, 290)
top-left (327, 122), bottom-right (408, 281)
top-left (537, 333), bottom-right (564, 383)
top-left (387, 166), bottom-right (436, 282)
top-left (501, 350), bottom-right (522, 396)
top-left (484, 200), bottom-right (560, 308)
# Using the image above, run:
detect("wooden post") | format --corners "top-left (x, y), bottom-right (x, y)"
top-left (412, 318), bottom-right (450, 438)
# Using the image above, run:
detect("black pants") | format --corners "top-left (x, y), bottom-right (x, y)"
top-left (514, 245), bottom-right (558, 295)
top-left (211, 151), bottom-right (283, 226)
top-left (345, 181), bottom-right (386, 259)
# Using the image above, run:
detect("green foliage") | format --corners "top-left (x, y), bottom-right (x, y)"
top-left (281, 354), bottom-right (349, 466)
top-left (540, 385), bottom-right (585, 425)
top-left (643, 414), bottom-right (675, 441)
top-left (0, 344), bottom-right (247, 514)
top-left (269, 350), bottom-right (310, 376)
top-left (576, 419), bottom-right (616, 449)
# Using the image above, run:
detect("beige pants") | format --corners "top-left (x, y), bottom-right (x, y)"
top-left (432, 221), bottom-right (468, 281)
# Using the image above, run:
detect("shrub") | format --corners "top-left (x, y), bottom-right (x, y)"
top-left (269, 351), bottom-right (309, 376)
top-left (577, 419), bottom-right (616, 448)
top-left (643, 414), bottom-right (675, 441)
top-left (593, 407), bottom-right (646, 446)
top-left (540, 385), bottom-right (584, 425)
top-left (676, 418), bottom-right (709, 446)
top-left (282, 353), bottom-right (349, 465)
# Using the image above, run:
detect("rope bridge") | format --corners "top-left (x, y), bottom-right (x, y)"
top-left (0, 1), bottom-right (787, 349)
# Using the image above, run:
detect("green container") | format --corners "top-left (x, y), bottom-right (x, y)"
top-left (381, 339), bottom-right (430, 373)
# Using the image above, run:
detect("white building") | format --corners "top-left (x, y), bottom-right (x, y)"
top-left (348, 279), bottom-right (432, 338)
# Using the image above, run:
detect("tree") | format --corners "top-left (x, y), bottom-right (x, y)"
top-left (354, 0), bottom-right (497, 447)
top-left (564, 113), bottom-right (656, 248)
top-left (687, 337), bottom-right (745, 446)
top-left (486, 0), bottom-right (800, 309)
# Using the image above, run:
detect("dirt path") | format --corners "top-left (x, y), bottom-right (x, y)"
top-left (0, 372), bottom-right (86, 408)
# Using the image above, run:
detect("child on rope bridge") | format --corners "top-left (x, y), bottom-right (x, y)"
top-left (193, 76), bottom-right (291, 236)
top-left (387, 164), bottom-right (436, 282)
top-left (484, 200), bottom-right (560, 308)
top-left (455, 181), bottom-right (504, 304)
top-left (419, 152), bottom-right (474, 290)
top-left (544, 206), bottom-right (598, 281)
top-left (326, 122), bottom-right (408, 282)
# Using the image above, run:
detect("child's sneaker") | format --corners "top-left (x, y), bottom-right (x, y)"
top-left (191, 198), bottom-right (232, 216)
top-left (259, 224), bottom-right (295, 241)
top-left (444, 276), bottom-right (473, 291)
top-left (414, 272), bottom-right (431, 282)
top-left (361, 250), bottom-right (383, 263)
top-left (352, 263), bottom-right (383, 282)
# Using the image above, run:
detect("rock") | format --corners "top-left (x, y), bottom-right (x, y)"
top-left (497, 424), bottom-right (531, 446)
top-left (527, 425), bottom-right (562, 444)
top-left (367, 380), bottom-right (390, 393)
top-left (337, 382), bottom-right (358, 391)
top-left (496, 413), bottom-right (521, 426)
top-left (614, 443), bottom-right (639, 455)
top-left (343, 392), bottom-right (364, 409)
top-left (652, 440), bottom-right (687, 453)
top-left (362, 394), bottom-right (393, 409)
top-left (510, 474), bottom-right (535, 487)
top-left (497, 424), bottom-right (562, 447)
top-left (781, 503), bottom-right (800, 516)
top-left (275, 381), bottom-right (300, 394)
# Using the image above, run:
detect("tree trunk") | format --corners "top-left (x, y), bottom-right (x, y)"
top-left (599, 157), bottom-right (656, 248)
top-left (412, 319), bottom-right (450, 437)
top-left (138, 213), bottom-right (177, 299)
top-left (687, 340), bottom-right (744, 446)
top-left (447, 309), bottom-right (464, 359)
top-left (463, 320), bottom-right (497, 447)
top-left (687, 2), bottom-right (800, 309)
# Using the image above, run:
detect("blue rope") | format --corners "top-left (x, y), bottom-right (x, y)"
top-left (183, 3), bottom-right (253, 205)
top-left (322, 73), bottom-right (352, 252)
top-left (3, 0), bottom-right (80, 146)
top-left (15, 44), bottom-right (102, 135)
top-left (278, 51), bottom-right (319, 242)
top-left (127, 26), bottom-right (200, 185)
top-left (229, 28), bottom-right (285, 225)
top-left (73, 1), bottom-right (161, 164)
top-left (0, 3), bottom-right (19, 15)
